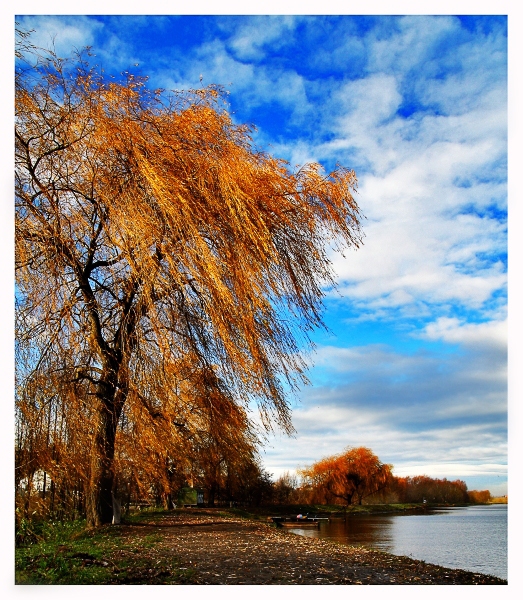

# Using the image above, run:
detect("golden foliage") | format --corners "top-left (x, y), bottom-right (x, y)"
top-left (299, 446), bottom-right (393, 506)
top-left (15, 40), bottom-right (362, 524)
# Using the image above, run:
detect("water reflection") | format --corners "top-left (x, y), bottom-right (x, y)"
top-left (288, 505), bottom-right (507, 580)
top-left (291, 514), bottom-right (395, 551)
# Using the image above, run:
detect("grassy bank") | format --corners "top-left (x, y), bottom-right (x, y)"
top-left (15, 514), bottom-right (196, 584)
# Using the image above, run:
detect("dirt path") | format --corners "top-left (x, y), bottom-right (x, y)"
top-left (122, 512), bottom-right (506, 585)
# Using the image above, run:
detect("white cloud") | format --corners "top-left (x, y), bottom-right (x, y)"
top-left (367, 16), bottom-right (459, 75)
top-left (323, 108), bottom-right (507, 310)
top-left (153, 38), bottom-right (312, 123)
top-left (393, 463), bottom-right (507, 479)
top-left (257, 49), bottom-right (506, 317)
top-left (226, 16), bottom-right (298, 61)
top-left (421, 317), bottom-right (507, 349)
top-left (263, 401), bottom-right (507, 490)
top-left (336, 74), bottom-right (403, 130)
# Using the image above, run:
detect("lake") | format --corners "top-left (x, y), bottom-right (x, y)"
top-left (288, 504), bottom-right (507, 580)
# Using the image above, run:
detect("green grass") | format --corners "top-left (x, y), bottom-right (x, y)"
top-left (120, 506), bottom-right (171, 524)
top-left (15, 517), bottom-right (196, 585)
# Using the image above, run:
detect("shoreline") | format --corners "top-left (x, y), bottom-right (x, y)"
top-left (120, 510), bottom-right (507, 585)
top-left (15, 508), bottom-right (508, 585)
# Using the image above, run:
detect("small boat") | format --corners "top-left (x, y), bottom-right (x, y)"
top-left (270, 516), bottom-right (321, 528)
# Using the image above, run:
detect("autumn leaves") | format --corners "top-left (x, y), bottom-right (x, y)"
top-left (15, 39), bottom-right (362, 525)
top-left (299, 447), bottom-right (393, 506)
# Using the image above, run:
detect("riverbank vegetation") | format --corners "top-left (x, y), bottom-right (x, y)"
top-left (15, 514), bottom-right (195, 584)
top-left (276, 447), bottom-right (490, 507)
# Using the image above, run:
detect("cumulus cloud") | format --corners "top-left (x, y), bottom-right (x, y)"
top-left (256, 19), bottom-right (508, 326)
top-left (323, 102), bottom-right (507, 312)
top-left (421, 317), bottom-right (507, 349)
top-left (225, 16), bottom-right (298, 61)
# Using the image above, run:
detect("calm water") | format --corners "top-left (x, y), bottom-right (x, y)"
top-left (289, 504), bottom-right (507, 580)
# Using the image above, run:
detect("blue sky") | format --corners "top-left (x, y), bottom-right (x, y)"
top-left (13, 9), bottom-right (510, 495)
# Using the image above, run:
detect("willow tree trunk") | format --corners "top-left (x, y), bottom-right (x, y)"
top-left (85, 396), bottom-right (121, 527)
top-left (208, 484), bottom-right (216, 507)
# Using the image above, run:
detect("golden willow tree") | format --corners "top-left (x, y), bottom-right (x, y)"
top-left (299, 447), bottom-right (393, 506)
top-left (15, 39), bottom-right (363, 526)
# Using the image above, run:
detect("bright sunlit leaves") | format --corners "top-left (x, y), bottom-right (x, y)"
top-left (299, 447), bottom-right (393, 506)
top-left (15, 37), bottom-right (362, 526)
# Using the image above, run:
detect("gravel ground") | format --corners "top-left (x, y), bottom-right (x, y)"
top-left (125, 511), bottom-right (507, 585)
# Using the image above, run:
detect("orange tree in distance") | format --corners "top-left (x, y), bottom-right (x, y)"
top-left (15, 38), bottom-right (363, 527)
top-left (300, 447), bottom-right (393, 506)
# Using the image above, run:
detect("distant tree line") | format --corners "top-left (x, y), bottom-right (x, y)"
top-left (17, 437), bottom-right (492, 527)
top-left (269, 447), bottom-right (493, 507)
top-left (389, 475), bottom-right (469, 504)
top-left (466, 489), bottom-right (492, 504)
